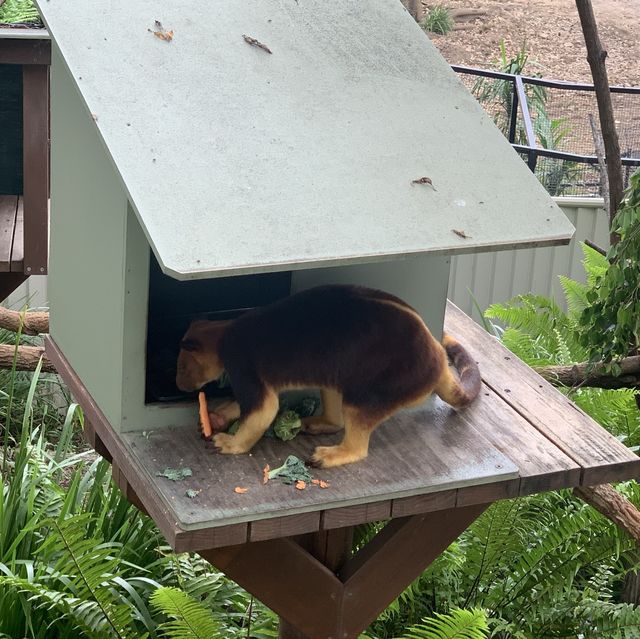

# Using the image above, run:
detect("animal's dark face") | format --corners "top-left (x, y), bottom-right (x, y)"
top-left (175, 320), bottom-right (227, 392)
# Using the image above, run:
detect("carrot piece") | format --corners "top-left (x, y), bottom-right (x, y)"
top-left (198, 392), bottom-right (213, 440)
top-left (295, 480), bottom-right (306, 490)
top-left (234, 486), bottom-right (248, 494)
top-left (263, 464), bottom-right (270, 484)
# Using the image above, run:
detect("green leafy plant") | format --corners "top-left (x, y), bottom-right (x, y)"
top-left (150, 587), bottom-right (222, 638)
top-left (393, 608), bottom-right (489, 639)
top-left (422, 5), bottom-right (454, 36)
top-left (0, 0), bottom-right (41, 24)
top-left (579, 168), bottom-right (640, 365)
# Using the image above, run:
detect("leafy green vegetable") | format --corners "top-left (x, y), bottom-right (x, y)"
top-left (156, 467), bottom-right (193, 481)
top-left (185, 489), bottom-right (201, 499)
top-left (267, 455), bottom-right (312, 485)
top-left (224, 395), bottom-right (318, 441)
top-left (272, 410), bottom-right (301, 441)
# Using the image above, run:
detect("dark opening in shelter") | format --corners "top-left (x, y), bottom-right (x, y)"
top-left (144, 253), bottom-right (291, 404)
top-left (0, 64), bottom-right (23, 195)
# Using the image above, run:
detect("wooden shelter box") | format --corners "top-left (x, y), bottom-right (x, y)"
top-left (36, 1), bottom-right (639, 637)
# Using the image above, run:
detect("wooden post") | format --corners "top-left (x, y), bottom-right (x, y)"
top-left (278, 528), bottom-right (354, 639)
top-left (575, 0), bottom-right (624, 244)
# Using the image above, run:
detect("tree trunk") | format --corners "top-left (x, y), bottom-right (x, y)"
top-left (534, 357), bottom-right (640, 390)
top-left (0, 344), bottom-right (56, 373)
top-left (0, 307), bottom-right (49, 335)
top-left (575, 0), bottom-right (624, 244)
top-left (574, 485), bottom-right (640, 542)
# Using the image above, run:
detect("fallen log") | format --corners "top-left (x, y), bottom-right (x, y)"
top-left (0, 344), bottom-right (56, 373)
top-left (0, 307), bottom-right (49, 335)
top-left (535, 357), bottom-right (640, 390)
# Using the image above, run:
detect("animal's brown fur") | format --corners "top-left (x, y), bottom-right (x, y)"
top-left (176, 285), bottom-right (481, 468)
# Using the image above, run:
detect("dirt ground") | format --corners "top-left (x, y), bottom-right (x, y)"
top-left (427, 0), bottom-right (640, 86)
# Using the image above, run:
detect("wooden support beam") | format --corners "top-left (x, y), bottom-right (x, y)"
top-left (22, 64), bottom-right (49, 275)
top-left (339, 504), bottom-right (488, 637)
top-left (204, 506), bottom-right (487, 639)
top-left (201, 539), bottom-right (344, 639)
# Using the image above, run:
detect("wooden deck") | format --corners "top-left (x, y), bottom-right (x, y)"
top-left (0, 195), bottom-right (24, 272)
top-left (45, 302), bottom-right (640, 553)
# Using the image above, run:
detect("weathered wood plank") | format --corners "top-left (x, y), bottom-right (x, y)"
top-left (0, 38), bottom-right (50, 65)
top-left (173, 523), bottom-right (248, 554)
top-left (0, 196), bottom-right (18, 273)
top-left (391, 489), bottom-right (456, 518)
top-left (119, 401), bottom-right (517, 543)
top-left (250, 512), bottom-right (321, 542)
top-left (10, 196), bottom-right (24, 272)
top-left (445, 301), bottom-right (640, 485)
top-left (458, 383), bottom-right (582, 496)
top-left (322, 501), bottom-right (392, 530)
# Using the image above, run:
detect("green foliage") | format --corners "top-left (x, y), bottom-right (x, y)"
top-left (579, 168), bottom-right (640, 365)
top-left (421, 5), bottom-right (454, 36)
top-left (395, 608), bottom-right (489, 639)
top-left (150, 587), bottom-right (222, 638)
top-left (470, 41), bottom-right (577, 196)
top-left (0, 363), bottom-right (277, 639)
top-left (0, 0), bottom-right (40, 24)
top-left (485, 244), bottom-right (640, 447)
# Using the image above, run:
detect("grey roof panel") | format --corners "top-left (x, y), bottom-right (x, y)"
top-left (36, 0), bottom-right (574, 278)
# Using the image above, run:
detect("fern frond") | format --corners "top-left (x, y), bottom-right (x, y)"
top-left (150, 587), bottom-right (222, 639)
top-left (398, 608), bottom-right (488, 639)
top-left (38, 515), bottom-right (138, 639)
top-left (581, 243), bottom-right (609, 285)
top-left (558, 275), bottom-right (589, 318)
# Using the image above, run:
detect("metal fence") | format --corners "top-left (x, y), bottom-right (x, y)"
top-left (453, 65), bottom-right (640, 197)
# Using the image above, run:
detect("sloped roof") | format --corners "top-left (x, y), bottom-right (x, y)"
top-left (36, 0), bottom-right (574, 279)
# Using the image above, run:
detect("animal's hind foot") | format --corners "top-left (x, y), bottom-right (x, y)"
top-left (309, 444), bottom-right (367, 468)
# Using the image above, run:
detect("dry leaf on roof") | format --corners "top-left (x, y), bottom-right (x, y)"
top-left (452, 229), bottom-right (471, 239)
top-left (149, 20), bottom-right (174, 42)
top-left (411, 176), bottom-right (436, 189)
top-left (243, 34), bottom-right (272, 54)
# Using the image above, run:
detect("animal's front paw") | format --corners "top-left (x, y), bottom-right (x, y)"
top-left (309, 444), bottom-right (367, 468)
top-left (212, 432), bottom-right (251, 455)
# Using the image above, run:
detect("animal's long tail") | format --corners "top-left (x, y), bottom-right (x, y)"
top-left (435, 334), bottom-right (482, 408)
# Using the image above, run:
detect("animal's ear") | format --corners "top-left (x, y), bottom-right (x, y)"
top-left (180, 338), bottom-right (201, 352)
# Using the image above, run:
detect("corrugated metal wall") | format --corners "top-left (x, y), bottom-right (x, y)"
top-left (448, 197), bottom-right (610, 322)
top-left (4, 198), bottom-right (609, 322)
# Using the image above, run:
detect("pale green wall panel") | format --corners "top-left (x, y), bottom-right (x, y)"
top-left (49, 45), bottom-right (126, 426)
top-left (120, 207), bottom-right (195, 432)
top-left (449, 198), bottom-right (609, 321)
top-left (291, 255), bottom-right (450, 341)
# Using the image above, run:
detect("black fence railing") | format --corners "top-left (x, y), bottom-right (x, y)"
top-left (452, 65), bottom-right (640, 197)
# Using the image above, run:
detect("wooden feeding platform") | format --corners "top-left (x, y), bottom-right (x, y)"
top-left (0, 29), bottom-right (49, 300)
top-left (45, 302), bottom-right (640, 637)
